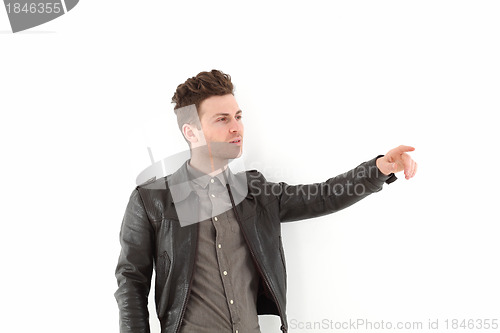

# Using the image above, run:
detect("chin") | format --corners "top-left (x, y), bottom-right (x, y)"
top-left (223, 147), bottom-right (243, 160)
top-left (209, 142), bottom-right (243, 160)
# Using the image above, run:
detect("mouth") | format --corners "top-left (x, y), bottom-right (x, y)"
top-left (228, 137), bottom-right (242, 145)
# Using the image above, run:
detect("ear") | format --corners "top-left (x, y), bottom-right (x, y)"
top-left (182, 123), bottom-right (204, 145)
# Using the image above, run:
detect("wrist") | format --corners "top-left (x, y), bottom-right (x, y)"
top-left (375, 155), bottom-right (398, 184)
top-left (376, 156), bottom-right (391, 176)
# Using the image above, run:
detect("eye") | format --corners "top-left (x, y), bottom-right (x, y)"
top-left (236, 115), bottom-right (242, 120)
top-left (217, 117), bottom-right (227, 122)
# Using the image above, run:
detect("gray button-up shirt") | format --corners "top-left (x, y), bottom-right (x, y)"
top-left (179, 162), bottom-right (261, 333)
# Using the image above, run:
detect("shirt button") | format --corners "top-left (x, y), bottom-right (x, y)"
top-left (230, 299), bottom-right (234, 304)
top-left (211, 178), bottom-right (215, 183)
top-left (235, 330), bottom-right (238, 333)
top-left (211, 194), bottom-right (216, 198)
top-left (218, 244), bottom-right (222, 249)
top-left (223, 270), bottom-right (227, 276)
top-left (214, 216), bottom-right (218, 222)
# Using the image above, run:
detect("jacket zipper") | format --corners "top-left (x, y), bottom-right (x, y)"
top-left (226, 183), bottom-right (287, 333)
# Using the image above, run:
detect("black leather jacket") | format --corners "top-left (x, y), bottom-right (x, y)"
top-left (114, 155), bottom-right (396, 333)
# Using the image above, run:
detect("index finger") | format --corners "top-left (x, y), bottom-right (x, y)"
top-left (393, 145), bottom-right (415, 154)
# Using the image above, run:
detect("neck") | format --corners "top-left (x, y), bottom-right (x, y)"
top-left (189, 151), bottom-right (228, 177)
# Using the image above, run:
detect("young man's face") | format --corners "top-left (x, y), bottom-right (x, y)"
top-left (197, 94), bottom-right (244, 159)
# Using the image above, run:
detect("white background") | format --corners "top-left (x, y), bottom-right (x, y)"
top-left (1, 1), bottom-right (499, 332)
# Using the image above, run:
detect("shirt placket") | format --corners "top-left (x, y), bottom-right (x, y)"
top-left (209, 179), bottom-right (241, 333)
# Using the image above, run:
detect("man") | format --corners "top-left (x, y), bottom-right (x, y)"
top-left (114, 70), bottom-right (418, 333)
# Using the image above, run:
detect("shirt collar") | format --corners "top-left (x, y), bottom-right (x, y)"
top-left (186, 162), bottom-right (228, 189)
top-left (168, 160), bottom-right (247, 204)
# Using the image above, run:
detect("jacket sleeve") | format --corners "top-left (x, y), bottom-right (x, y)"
top-left (270, 155), bottom-right (397, 222)
top-left (114, 188), bottom-right (155, 333)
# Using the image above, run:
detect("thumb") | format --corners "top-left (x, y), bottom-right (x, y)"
top-left (377, 157), bottom-right (397, 175)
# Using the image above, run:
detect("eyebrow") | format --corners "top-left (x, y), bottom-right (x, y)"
top-left (212, 110), bottom-right (242, 118)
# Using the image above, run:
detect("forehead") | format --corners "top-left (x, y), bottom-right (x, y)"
top-left (199, 94), bottom-right (240, 117)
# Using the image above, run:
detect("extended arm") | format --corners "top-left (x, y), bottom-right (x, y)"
top-left (274, 146), bottom-right (417, 222)
top-left (273, 155), bottom-right (396, 222)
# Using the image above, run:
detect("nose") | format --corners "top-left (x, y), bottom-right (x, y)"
top-left (229, 117), bottom-right (243, 133)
